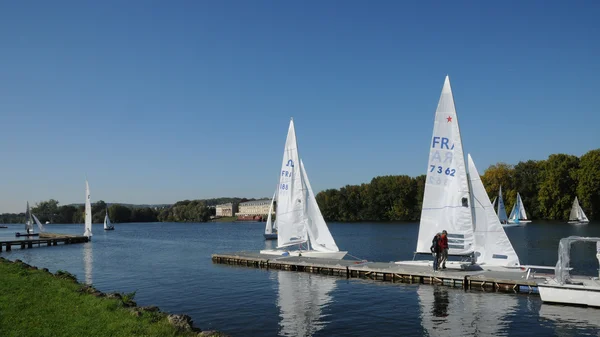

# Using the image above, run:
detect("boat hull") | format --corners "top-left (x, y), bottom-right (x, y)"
top-left (567, 220), bottom-right (589, 225)
top-left (259, 249), bottom-right (347, 260)
top-left (539, 280), bottom-right (600, 307)
top-left (263, 233), bottom-right (277, 240)
top-left (104, 227), bottom-right (115, 231)
top-left (507, 220), bottom-right (531, 224)
top-left (502, 223), bottom-right (521, 228)
top-left (15, 232), bottom-right (39, 237)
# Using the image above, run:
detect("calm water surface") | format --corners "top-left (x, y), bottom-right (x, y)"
top-left (1, 221), bottom-right (600, 336)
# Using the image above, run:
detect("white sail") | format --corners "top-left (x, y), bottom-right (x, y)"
top-left (517, 193), bottom-right (528, 220)
top-left (278, 272), bottom-right (336, 337)
top-left (104, 209), bottom-right (113, 230)
top-left (417, 76), bottom-right (473, 255)
top-left (25, 201), bottom-right (34, 233)
top-left (300, 160), bottom-right (339, 252)
top-left (84, 180), bottom-right (92, 238)
top-left (569, 197), bottom-right (589, 222)
top-left (491, 197), bottom-right (497, 212)
top-left (32, 214), bottom-right (45, 232)
top-left (276, 119), bottom-right (307, 248)
top-left (468, 155), bottom-right (520, 266)
top-left (497, 186), bottom-right (508, 223)
top-left (265, 190), bottom-right (277, 235)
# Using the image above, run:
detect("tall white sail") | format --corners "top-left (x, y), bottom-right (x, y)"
top-left (569, 197), bottom-right (589, 222)
top-left (276, 119), bottom-right (307, 248)
top-left (497, 186), bottom-right (508, 223)
top-left (417, 76), bottom-right (473, 255)
top-left (278, 272), bottom-right (336, 337)
top-left (491, 197), bottom-right (497, 212)
top-left (508, 193), bottom-right (526, 221)
top-left (468, 155), bottom-right (520, 266)
top-left (32, 214), bottom-right (45, 232)
top-left (300, 160), bottom-right (339, 252)
top-left (265, 190), bottom-right (277, 235)
top-left (84, 180), bottom-right (93, 238)
top-left (103, 209), bottom-right (112, 230)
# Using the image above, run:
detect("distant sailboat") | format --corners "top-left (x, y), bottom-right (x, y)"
top-left (84, 180), bottom-right (93, 238)
top-left (260, 119), bottom-right (347, 259)
top-left (397, 76), bottom-right (519, 268)
top-left (568, 197), bottom-right (589, 225)
top-left (508, 192), bottom-right (531, 224)
top-left (15, 201), bottom-right (40, 237)
top-left (264, 190), bottom-right (277, 240)
top-left (104, 208), bottom-right (114, 230)
top-left (497, 186), bottom-right (513, 227)
top-left (32, 214), bottom-right (45, 232)
top-left (491, 196), bottom-right (497, 211)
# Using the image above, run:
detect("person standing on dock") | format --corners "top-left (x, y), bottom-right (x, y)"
top-left (431, 233), bottom-right (441, 271)
top-left (439, 230), bottom-right (449, 269)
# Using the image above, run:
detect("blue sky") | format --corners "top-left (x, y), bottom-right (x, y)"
top-left (1, 1), bottom-right (599, 213)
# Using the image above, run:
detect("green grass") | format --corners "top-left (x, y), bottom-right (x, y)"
top-left (0, 259), bottom-right (210, 337)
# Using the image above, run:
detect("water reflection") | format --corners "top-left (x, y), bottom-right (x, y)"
top-left (277, 272), bottom-right (336, 337)
top-left (83, 242), bottom-right (93, 285)
top-left (539, 305), bottom-right (600, 337)
top-left (418, 286), bottom-right (517, 336)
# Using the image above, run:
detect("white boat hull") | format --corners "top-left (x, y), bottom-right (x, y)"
top-left (260, 249), bottom-right (347, 260)
top-left (502, 223), bottom-right (521, 228)
top-left (568, 220), bottom-right (589, 225)
top-left (507, 220), bottom-right (531, 224)
top-left (539, 279), bottom-right (600, 307)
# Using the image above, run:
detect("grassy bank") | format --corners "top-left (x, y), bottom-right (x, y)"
top-left (0, 258), bottom-right (225, 337)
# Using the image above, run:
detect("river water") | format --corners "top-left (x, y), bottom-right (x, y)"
top-left (1, 221), bottom-right (599, 336)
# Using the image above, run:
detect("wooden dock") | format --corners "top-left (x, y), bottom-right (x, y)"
top-left (0, 233), bottom-right (89, 252)
top-left (212, 252), bottom-right (549, 294)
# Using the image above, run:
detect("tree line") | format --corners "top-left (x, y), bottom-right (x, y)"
top-left (315, 149), bottom-right (600, 222)
top-left (0, 197), bottom-right (255, 224)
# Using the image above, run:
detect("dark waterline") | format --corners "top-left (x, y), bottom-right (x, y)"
top-left (1, 221), bottom-right (599, 336)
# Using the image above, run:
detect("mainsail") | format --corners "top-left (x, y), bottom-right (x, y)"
top-left (416, 76), bottom-right (473, 255)
top-left (569, 197), bottom-right (589, 222)
top-left (300, 160), bottom-right (339, 252)
top-left (497, 186), bottom-right (508, 223)
top-left (84, 180), bottom-right (93, 238)
top-left (468, 155), bottom-right (520, 266)
top-left (508, 193), bottom-right (527, 221)
top-left (276, 119), bottom-right (307, 248)
top-left (104, 209), bottom-right (113, 230)
top-left (265, 190), bottom-right (277, 235)
top-left (32, 214), bottom-right (45, 232)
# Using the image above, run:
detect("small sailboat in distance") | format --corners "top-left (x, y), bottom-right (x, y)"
top-left (84, 180), bottom-right (93, 239)
top-left (497, 186), bottom-right (515, 228)
top-left (568, 197), bottom-right (589, 225)
top-left (16, 201), bottom-right (40, 237)
top-left (104, 208), bottom-right (115, 230)
top-left (508, 192), bottom-right (531, 224)
top-left (264, 190), bottom-right (277, 240)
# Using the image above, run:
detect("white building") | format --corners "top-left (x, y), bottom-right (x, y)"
top-left (235, 199), bottom-right (274, 216)
top-left (215, 203), bottom-right (237, 217)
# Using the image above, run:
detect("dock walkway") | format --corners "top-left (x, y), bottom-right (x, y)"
top-left (0, 233), bottom-right (89, 252)
top-left (212, 252), bottom-right (550, 294)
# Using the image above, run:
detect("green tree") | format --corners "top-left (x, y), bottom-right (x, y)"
top-left (513, 160), bottom-right (541, 219)
top-left (538, 154), bottom-right (580, 220)
top-left (31, 199), bottom-right (60, 223)
top-left (577, 149), bottom-right (600, 220)
top-left (109, 204), bottom-right (132, 223)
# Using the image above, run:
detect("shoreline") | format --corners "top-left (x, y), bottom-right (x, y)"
top-left (0, 257), bottom-right (227, 337)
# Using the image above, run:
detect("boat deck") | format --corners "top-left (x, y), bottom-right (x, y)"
top-left (212, 251), bottom-right (553, 294)
top-left (0, 233), bottom-right (89, 252)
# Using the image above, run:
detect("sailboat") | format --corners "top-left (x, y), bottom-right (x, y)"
top-left (104, 208), bottom-right (114, 230)
top-left (396, 76), bottom-right (519, 268)
top-left (84, 180), bottom-right (93, 239)
top-left (260, 119), bottom-right (347, 259)
top-left (277, 272), bottom-right (336, 337)
top-left (507, 192), bottom-right (531, 224)
top-left (496, 186), bottom-right (515, 228)
top-left (567, 197), bottom-right (589, 225)
top-left (15, 201), bottom-right (40, 237)
top-left (264, 190), bottom-right (277, 240)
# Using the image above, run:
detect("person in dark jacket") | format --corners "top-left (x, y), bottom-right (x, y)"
top-left (439, 230), bottom-right (449, 269)
top-left (431, 233), bottom-right (441, 271)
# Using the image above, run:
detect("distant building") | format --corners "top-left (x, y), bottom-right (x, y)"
top-left (235, 199), bottom-right (274, 217)
top-left (215, 203), bottom-right (238, 217)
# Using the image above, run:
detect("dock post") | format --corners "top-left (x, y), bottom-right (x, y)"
top-left (21, 243), bottom-right (25, 249)
top-left (47, 241), bottom-right (52, 247)
top-left (28, 242), bottom-right (33, 248)
top-left (6, 243), bottom-right (11, 251)
top-left (53, 240), bottom-right (57, 246)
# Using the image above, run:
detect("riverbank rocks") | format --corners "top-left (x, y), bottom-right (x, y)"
top-left (167, 314), bottom-right (200, 332)
top-left (106, 292), bottom-right (122, 300)
top-left (198, 330), bottom-right (229, 336)
top-left (139, 305), bottom-right (160, 313)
